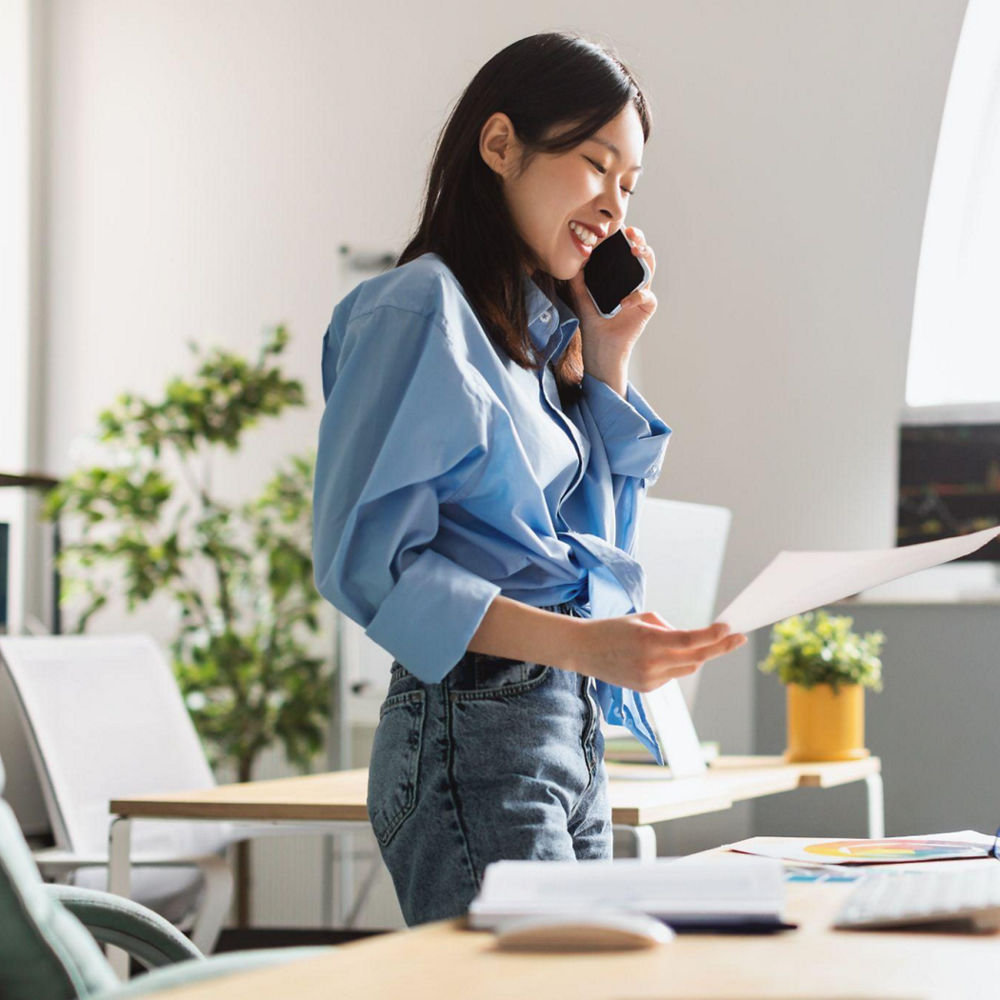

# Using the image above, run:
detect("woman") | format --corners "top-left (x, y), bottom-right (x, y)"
top-left (312, 31), bottom-right (746, 926)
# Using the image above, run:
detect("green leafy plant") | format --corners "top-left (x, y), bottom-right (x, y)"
top-left (42, 326), bottom-right (327, 924)
top-left (757, 610), bottom-right (885, 693)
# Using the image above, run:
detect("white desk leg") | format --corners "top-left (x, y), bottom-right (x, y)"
top-left (107, 817), bottom-right (132, 980)
top-left (613, 824), bottom-right (657, 861)
top-left (633, 825), bottom-right (657, 861)
top-left (865, 773), bottom-right (885, 839)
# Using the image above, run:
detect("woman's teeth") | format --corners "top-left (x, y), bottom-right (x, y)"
top-left (569, 221), bottom-right (598, 247)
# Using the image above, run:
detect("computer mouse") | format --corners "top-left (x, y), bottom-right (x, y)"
top-left (494, 910), bottom-right (675, 952)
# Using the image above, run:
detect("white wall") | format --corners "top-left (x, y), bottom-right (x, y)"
top-left (624, 1), bottom-right (968, 816)
top-left (35, 0), bottom-right (970, 918)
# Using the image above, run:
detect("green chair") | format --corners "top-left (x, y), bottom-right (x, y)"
top-left (0, 753), bottom-right (334, 998)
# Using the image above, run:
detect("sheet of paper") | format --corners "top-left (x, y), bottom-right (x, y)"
top-left (727, 832), bottom-right (995, 865)
top-left (714, 526), bottom-right (1000, 634)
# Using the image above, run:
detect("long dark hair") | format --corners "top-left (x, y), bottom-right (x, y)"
top-left (397, 32), bottom-right (652, 407)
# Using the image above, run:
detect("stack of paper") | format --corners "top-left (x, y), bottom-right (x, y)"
top-left (467, 855), bottom-right (787, 931)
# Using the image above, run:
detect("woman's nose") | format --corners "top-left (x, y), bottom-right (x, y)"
top-left (598, 190), bottom-right (627, 225)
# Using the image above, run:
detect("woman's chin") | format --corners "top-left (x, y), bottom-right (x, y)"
top-left (550, 260), bottom-right (582, 282)
top-left (533, 251), bottom-right (583, 283)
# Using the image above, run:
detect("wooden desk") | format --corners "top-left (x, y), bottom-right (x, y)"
top-left (605, 755), bottom-right (883, 842)
top-left (109, 755), bottom-right (882, 828)
top-left (107, 755), bottom-right (882, 922)
top-left (122, 855), bottom-right (996, 1000)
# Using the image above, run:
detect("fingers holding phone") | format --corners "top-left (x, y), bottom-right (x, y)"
top-left (567, 224), bottom-right (658, 363)
top-left (624, 226), bottom-right (655, 276)
top-left (582, 228), bottom-right (651, 318)
top-left (570, 227), bottom-right (657, 382)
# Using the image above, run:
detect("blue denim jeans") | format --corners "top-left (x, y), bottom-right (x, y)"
top-left (366, 601), bottom-right (611, 926)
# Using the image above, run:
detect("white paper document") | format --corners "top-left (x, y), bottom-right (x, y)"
top-left (727, 831), bottom-right (996, 865)
top-left (467, 855), bottom-right (786, 930)
top-left (714, 526), bottom-right (1000, 635)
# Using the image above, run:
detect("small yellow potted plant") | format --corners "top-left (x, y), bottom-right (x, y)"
top-left (758, 610), bottom-right (885, 763)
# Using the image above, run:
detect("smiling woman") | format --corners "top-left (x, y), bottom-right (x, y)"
top-left (312, 31), bottom-right (745, 929)
top-left (395, 32), bottom-right (653, 409)
top-left (479, 105), bottom-right (644, 279)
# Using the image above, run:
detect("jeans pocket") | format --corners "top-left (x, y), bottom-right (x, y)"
top-left (452, 654), bottom-right (551, 701)
top-left (367, 690), bottom-right (426, 847)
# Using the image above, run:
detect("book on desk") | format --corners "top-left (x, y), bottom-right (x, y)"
top-left (467, 855), bottom-right (792, 933)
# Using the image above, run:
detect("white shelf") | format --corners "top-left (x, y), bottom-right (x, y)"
top-left (837, 562), bottom-right (1000, 605)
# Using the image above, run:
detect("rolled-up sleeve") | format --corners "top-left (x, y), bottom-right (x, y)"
top-left (312, 304), bottom-right (501, 682)
top-left (580, 373), bottom-right (671, 483)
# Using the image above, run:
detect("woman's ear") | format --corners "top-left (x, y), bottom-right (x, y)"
top-left (479, 112), bottom-right (520, 179)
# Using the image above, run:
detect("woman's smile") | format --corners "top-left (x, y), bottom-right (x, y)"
top-left (485, 101), bottom-right (643, 281)
top-left (568, 220), bottom-right (601, 256)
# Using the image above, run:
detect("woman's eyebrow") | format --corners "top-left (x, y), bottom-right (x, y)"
top-left (587, 136), bottom-right (643, 173)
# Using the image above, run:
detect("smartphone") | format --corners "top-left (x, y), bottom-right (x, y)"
top-left (583, 229), bottom-right (652, 319)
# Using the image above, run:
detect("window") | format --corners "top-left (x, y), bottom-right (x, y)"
top-left (905, 0), bottom-right (1000, 410)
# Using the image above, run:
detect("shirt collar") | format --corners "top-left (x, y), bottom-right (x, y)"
top-left (524, 274), bottom-right (579, 362)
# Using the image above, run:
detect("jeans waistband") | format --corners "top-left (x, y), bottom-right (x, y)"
top-left (542, 600), bottom-right (579, 617)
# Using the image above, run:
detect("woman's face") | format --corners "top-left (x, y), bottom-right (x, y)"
top-left (480, 104), bottom-right (644, 281)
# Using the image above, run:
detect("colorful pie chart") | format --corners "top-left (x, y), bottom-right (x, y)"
top-left (802, 838), bottom-right (986, 861)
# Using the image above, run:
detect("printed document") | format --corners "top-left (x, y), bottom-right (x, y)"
top-left (714, 526), bottom-right (1000, 634)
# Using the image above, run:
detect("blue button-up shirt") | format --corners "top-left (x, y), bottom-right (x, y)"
top-left (312, 252), bottom-right (672, 762)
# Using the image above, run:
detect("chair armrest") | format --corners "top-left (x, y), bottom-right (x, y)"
top-left (99, 947), bottom-right (336, 998)
top-left (46, 884), bottom-right (204, 969)
top-left (35, 848), bottom-right (223, 869)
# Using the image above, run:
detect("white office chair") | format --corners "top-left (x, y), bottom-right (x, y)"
top-left (0, 634), bottom-right (235, 954)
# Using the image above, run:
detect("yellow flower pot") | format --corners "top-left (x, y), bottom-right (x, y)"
top-left (784, 682), bottom-right (871, 763)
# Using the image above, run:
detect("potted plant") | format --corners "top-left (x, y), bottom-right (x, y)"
top-left (758, 610), bottom-right (885, 763)
top-left (42, 326), bottom-right (328, 924)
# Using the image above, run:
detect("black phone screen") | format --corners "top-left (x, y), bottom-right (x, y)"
top-left (582, 229), bottom-right (647, 316)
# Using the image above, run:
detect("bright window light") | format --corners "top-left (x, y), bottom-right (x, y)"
top-left (906, 0), bottom-right (1000, 408)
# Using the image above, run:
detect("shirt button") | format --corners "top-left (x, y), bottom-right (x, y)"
top-left (539, 310), bottom-right (551, 323)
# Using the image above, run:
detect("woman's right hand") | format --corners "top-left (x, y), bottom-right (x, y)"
top-left (561, 613), bottom-right (747, 692)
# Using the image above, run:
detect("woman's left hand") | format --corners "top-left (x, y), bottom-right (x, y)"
top-left (567, 224), bottom-right (657, 372)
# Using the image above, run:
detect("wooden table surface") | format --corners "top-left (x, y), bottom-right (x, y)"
top-left (132, 854), bottom-right (995, 1000)
top-left (110, 755), bottom-right (881, 827)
